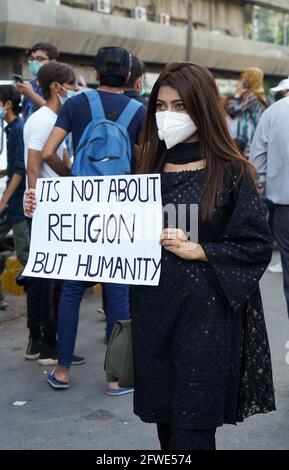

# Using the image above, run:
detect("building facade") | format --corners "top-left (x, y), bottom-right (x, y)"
top-left (1, 0), bottom-right (289, 90)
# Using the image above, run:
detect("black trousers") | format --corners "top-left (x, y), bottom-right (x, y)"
top-left (273, 205), bottom-right (289, 318)
top-left (263, 198), bottom-right (275, 238)
top-left (156, 423), bottom-right (216, 451)
top-left (25, 217), bottom-right (62, 342)
top-left (26, 278), bottom-right (62, 343)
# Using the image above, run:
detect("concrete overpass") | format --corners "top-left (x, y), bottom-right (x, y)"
top-left (1, 0), bottom-right (289, 82)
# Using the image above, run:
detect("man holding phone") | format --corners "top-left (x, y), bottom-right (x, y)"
top-left (15, 42), bottom-right (59, 121)
top-left (13, 75), bottom-right (24, 84)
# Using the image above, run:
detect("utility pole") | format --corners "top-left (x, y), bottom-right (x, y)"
top-left (186, 0), bottom-right (193, 61)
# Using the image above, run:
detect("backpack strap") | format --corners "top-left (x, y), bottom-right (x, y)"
top-left (117, 99), bottom-right (143, 128)
top-left (84, 90), bottom-right (105, 121)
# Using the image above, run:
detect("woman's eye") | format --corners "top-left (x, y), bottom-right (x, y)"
top-left (156, 103), bottom-right (166, 111)
top-left (176, 103), bottom-right (185, 110)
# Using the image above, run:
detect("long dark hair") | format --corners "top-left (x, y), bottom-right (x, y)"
top-left (136, 62), bottom-right (256, 220)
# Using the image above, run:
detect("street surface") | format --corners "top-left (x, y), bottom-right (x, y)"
top-left (0, 253), bottom-right (288, 450)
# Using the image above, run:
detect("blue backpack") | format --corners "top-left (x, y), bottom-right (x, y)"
top-left (72, 90), bottom-right (142, 177)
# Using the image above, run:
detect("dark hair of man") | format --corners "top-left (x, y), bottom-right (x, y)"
top-left (0, 85), bottom-right (21, 115)
top-left (124, 55), bottom-right (145, 89)
top-left (95, 47), bottom-right (131, 87)
top-left (136, 62), bottom-right (257, 221)
top-left (28, 42), bottom-right (59, 60)
top-left (37, 62), bottom-right (76, 100)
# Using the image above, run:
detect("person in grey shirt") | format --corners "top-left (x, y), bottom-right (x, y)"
top-left (250, 96), bottom-right (289, 317)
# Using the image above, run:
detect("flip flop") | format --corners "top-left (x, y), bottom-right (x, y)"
top-left (47, 369), bottom-right (70, 389)
top-left (105, 387), bottom-right (134, 396)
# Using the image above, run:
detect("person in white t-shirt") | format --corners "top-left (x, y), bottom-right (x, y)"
top-left (23, 62), bottom-right (84, 366)
top-left (24, 63), bottom-right (75, 187)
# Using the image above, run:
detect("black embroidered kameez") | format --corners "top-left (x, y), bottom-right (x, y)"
top-left (130, 153), bottom-right (275, 430)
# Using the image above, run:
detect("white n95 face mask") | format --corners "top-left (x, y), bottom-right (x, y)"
top-left (156, 111), bottom-right (197, 149)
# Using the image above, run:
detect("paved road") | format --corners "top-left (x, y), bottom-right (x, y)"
top-left (0, 254), bottom-right (288, 450)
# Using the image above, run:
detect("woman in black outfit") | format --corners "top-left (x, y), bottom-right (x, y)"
top-left (130, 63), bottom-right (275, 450)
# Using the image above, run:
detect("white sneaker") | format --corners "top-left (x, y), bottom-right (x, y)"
top-left (268, 261), bottom-right (283, 273)
top-left (97, 306), bottom-right (105, 315)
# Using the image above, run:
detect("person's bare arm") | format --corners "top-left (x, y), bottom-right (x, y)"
top-left (0, 174), bottom-right (23, 214)
top-left (63, 148), bottom-right (72, 170)
top-left (27, 149), bottom-right (43, 189)
top-left (16, 82), bottom-right (46, 108)
top-left (42, 127), bottom-right (71, 176)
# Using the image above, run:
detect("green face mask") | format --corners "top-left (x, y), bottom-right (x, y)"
top-left (28, 60), bottom-right (43, 78)
top-left (0, 106), bottom-right (7, 120)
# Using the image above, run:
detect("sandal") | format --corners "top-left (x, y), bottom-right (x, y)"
top-left (47, 369), bottom-right (70, 389)
top-left (105, 387), bottom-right (134, 396)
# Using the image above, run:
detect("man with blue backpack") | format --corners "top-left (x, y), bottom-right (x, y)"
top-left (42, 47), bottom-right (146, 394)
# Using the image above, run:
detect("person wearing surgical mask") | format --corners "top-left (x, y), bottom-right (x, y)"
top-left (0, 85), bottom-right (30, 311)
top-left (24, 61), bottom-right (79, 188)
top-left (123, 55), bottom-right (148, 107)
top-left (130, 62), bottom-right (275, 450)
top-left (22, 62), bottom-right (84, 367)
top-left (16, 42), bottom-right (59, 121)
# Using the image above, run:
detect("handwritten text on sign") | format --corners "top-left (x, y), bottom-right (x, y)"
top-left (23, 175), bottom-right (162, 285)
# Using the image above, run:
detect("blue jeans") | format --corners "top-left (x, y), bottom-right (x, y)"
top-left (57, 280), bottom-right (130, 368)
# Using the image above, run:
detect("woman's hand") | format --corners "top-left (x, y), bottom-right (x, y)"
top-left (24, 188), bottom-right (36, 218)
top-left (160, 228), bottom-right (207, 261)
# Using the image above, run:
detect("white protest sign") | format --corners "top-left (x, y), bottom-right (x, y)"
top-left (23, 175), bottom-right (162, 285)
